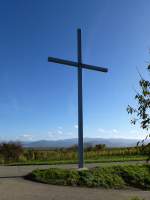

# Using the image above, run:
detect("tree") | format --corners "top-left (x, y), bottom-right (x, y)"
top-left (84, 143), bottom-right (93, 151)
top-left (0, 142), bottom-right (23, 163)
top-left (95, 144), bottom-right (106, 151)
top-left (127, 64), bottom-right (150, 158)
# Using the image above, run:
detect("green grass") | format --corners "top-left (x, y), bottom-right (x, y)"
top-left (4, 155), bottom-right (148, 166)
top-left (25, 164), bottom-right (150, 190)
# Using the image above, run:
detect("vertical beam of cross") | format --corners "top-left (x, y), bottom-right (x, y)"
top-left (77, 29), bottom-right (84, 168)
top-left (48, 29), bottom-right (108, 168)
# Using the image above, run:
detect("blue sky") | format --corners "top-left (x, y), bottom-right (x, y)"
top-left (0, 0), bottom-right (150, 141)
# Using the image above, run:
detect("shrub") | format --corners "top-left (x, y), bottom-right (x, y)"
top-left (26, 166), bottom-right (125, 188)
top-left (91, 167), bottom-right (125, 188)
top-left (0, 142), bottom-right (23, 163)
top-left (114, 165), bottom-right (150, 189)
top-left (26, 165), bottom-right (150, 190)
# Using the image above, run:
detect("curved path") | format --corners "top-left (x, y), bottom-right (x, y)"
top-left (0, 161), bottom-right (149, 200)
top-left (0, 177), bottom-right (149, 200)
top-left (0, 160), bottom-right (146, 177)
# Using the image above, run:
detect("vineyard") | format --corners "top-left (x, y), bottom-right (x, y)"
top-left (22, 146), bottom-right (143, 161)
top-left (0, 143), bottom-right (149, 165)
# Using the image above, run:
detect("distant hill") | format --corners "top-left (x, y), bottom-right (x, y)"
top-left (23, 138), bottom-right (143, 148)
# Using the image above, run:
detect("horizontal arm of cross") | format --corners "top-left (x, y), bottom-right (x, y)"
top-left (48, 56), bottom-right (108, 73)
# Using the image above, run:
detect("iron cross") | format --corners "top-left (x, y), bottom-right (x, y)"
top-left (48, 29), bottom-right (108, 168)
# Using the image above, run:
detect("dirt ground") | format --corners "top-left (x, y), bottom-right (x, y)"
top-left (0, 162), bottom-right (149, 200)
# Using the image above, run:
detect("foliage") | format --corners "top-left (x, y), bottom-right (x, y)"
top-left (127, 65), bottom-right (150, 158)
top-left (0, 142), bottom-right (23, 163)
top-left (94, 144), bottom-right (106, 151)
top-left (62, 143), bottom-right (106, 152)
top-left (21, 146), bottom-right (143, 163)
top-left (114, 165), bottom-right (150, 189)
top-left (26, 166), bottom-right (125, 188)
top-left (25, 164), bottom-right (150, 190)
top-left (0, 145), bottom-right (147, 165)
top-left (0, 143), bottom-right (147, 165)
top-left (127, 65), bottom-right (150, 130)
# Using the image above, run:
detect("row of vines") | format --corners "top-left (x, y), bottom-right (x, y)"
top-left (0, 141), bottom-right (148, 164)
top-left (21, 146), bottom-right (144, 162)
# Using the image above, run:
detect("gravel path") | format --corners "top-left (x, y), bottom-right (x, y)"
top-left (0, 177), bottom-right (149, 200)
top-left (0, 160), bottom-right (145, 177)
top-left (0, 162), bottom-right (149, 200)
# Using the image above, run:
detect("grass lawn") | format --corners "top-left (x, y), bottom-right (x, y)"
top-left (3, 155), bottom-right (148, 166)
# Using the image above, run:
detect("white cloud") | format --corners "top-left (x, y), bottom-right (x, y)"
top-left (129, 129), bottom-right (148, 139)
top-left (97, 128), bottom-right (119, 134)
top-left (112, 129), bottom-right (118, 133)
top-left (97, 128), bottom-right (105, 133)
top-left (19, 134), bottom-right (34, 141)
top-left (74, 124), bottom-right (78, 129)
top-left (96, 128), bottom-right (120, 138)
top-left (96, 127), bottom-right (149, 139)
top-left (47, 129), bottom-right (75, 140)
top-left (48, 131), bottom-right (54, 136)
top-left (57, 130), bottom-right (63, 134)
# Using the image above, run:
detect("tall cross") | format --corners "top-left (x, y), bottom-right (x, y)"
top-left (48, 29), bottom-right (108, 168)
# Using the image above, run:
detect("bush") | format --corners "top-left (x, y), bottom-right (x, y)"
top-left (91, 167), bottom-right (124, 188)
top-left (141, 143), bottom-right (150, 160)
top-left (0, 142), bottom-right (23, 163)
top-left (27, 168), bottom-right (80, 186)
top-left (26, 166), bottom-right (125, 188)
top-left (26, 165), bottom-right (150, 190)
top-left (114, 165), bottom-right (150, 189)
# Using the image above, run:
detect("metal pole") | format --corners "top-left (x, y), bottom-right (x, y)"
top-left (77, 29), bottom-right (84, 168)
